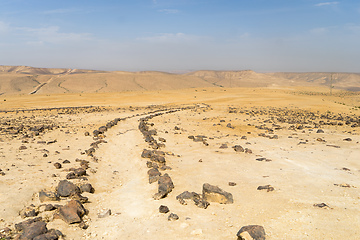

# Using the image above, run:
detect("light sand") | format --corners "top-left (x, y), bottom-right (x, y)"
top-left (0, 87), bottom-right (359, 239)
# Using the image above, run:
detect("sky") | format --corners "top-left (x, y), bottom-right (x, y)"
top-left (0, 0), bottom-right (360, 72)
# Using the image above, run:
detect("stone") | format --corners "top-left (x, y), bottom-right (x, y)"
top-left (19, 145), bottom-right (27, 150)
top-left (176, 191), bottom-right (201, 205)
top-left (343, 138), bottom-right (352, 141)
top-left (219, 144), bottom-right (228, 149)
top-left (80, 183), bottom-right (95, 193)
top-left (168, 213), bottom-right (179, 221)
top-left (316, 129), bottom-right (324, 133)
top-left (153, 173), bottom-right (174, 200)
top-left (59, 200), bottom-right (86, 224)
top-left (233, 145), bottom-right (244, 152)
top-left (257, 185), bottom-right (274, 192)
top-left (148, 168), bottom-right (161, 184)
top-left (53, 162), bottom-right (62, 169)
top-left (19, 205), bottom-right (39, 218)
top-left (57, 180), bottom-right (80, 197)
top-left (237, 225), bottom-right (266, 240)
top-left (33, 229), bottom-right (59, 240)
top-left (98, 209), bottom-right (111, 218)
top-left (39, 191), bottom-right (59, 203)
top-left (229, 182), bottom-right (237, 186)
top-left (15, 217), bottom-right (43, 232)
top-left (202, 183), bottom-right (233, 204)
top-left (159, 205), bottom-right (169, 213)
top-left (20, 221), bottom-right (48, 240)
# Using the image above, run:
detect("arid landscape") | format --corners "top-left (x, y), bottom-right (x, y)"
top-left (0, 66), bottom-right (360, 239)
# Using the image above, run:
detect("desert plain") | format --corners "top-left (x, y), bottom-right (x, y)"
top-left (0, 66), bottom-right (360, 240)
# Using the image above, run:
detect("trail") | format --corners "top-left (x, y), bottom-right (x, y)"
top-left (29, 69), bottom-right (76, 94)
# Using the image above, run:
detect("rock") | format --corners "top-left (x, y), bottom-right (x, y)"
top-left (62, 160), bottom-right (70, 164)
top-left (84, 131), bottom-right (90, 136)
top-left (176, 191), bottom-right (201, 205)
top-left (148, 168), bottom-right (161, 184)
top-left (153, 173), bottom-right (174, 200)
top-left (245, 148), bottom-right (252, 154)
top-left (202, 183), bottom-right (233, 204)
top-left (237, 225), bottom-right (266, 240)
top-left (159, 205), bottom-right (169, 213)
top-left (257, 185), bottom-right (274, 192)
top-left (57, 180), bottom-right (80, 197)
top-left (20, 221), bottom-right (48, 240)
top-left (80, 183), bottom-right (95, 193)
top-left (59, 200), bottom-right (86, 224)
top-left (15, 217), bottom-right (43, 232)
top-left (19, 145), bottom-right (27, 150)
top-left (316, 129), bottom-right (324, 133)
top-left (39, 204), bottom-right (56, 212)
top-left (219, 144), bottom-right (228, 149)
top-left (39, 191), bottom-right (59, 203)
top-left (98, 209), bottom-right (111, 218)
top-left (79, 221), bottom-right (89, 229)
top-left (168, 213), bottom-right (179, 221)
top-left (19, 205), bottom-right (39, 218)
top-left (229, 182), bottom-right (237, 186)
top-left (33, 229), bottom-right (59, 240)
top-left (343, 138), bottom-right (352, 141)
top-left (233, 145), bottom-right (244, 152)
top-left (53, 162), bottom-right (62, 169)
top-left (313, 203), bottom-right (330, 208)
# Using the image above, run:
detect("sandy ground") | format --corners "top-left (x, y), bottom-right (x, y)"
top-left (0, 87), bottom-right (359, 239)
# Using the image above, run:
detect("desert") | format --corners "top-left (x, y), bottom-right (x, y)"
top-left (0, 66), bottom-right (359, 239)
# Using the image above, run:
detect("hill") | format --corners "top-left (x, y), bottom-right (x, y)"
top-left (0, 65), bottom-right (359, 95)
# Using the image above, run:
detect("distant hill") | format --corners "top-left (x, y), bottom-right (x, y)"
top-left (0, 65), bottom-right (359, 95)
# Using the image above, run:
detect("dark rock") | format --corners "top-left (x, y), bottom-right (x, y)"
top-left (219, 144), bottom-right (228, 149)
top-left (168, 213), bottom-right (179, 221)
top-left (202, 183), bottom-right (233, 204)
top-left (148, 168), bottom-right (161, 184)
top-left (39, 191), bottom-right (59, 203)
top-left (53, 162), bottom-right (62, 169)
top-left (176, 191), bottom-right (201, 205)
top-left (84, 131), bottom-right (90, 136)
top-left (59, 200), bottom-right (86, 224)
top-left (233, 145), bottom-right (244, 152)
top-left (80, 183), bottom-right (95, 193)
top-left (159, 205), bottom-right (169, 213)
top-left (33, 229), bottom-right (59, 240)
top-left (79, 221), bottom-right (89, 229)
top-left (141, 149), bottom-right (153, 158)
top-left (62, 160), bottom-right (70, 164)
top-left (20, 221), bottom-right (47, 240)
top-left (237, 225), bottom-right (266, 240)
top-left (229, 182), bottom-right (237, 186)
top-left (57, 180), bottom-right (80, 197)
top-left (19, 205), bottom-right (39, 218)
top-left (153, 173), bottom-right (174, 200)
top-left (257, 185), bottom-right (274, 192)
top-left (19, 145), bottom-right (27, 150)
top-left (313, 203), bottom-right (330, 208)
top-left (15, 217), bottom-right (43, 232)
top-left (316, 129), bottom-right (324, 133)
top-left (343, 138), bottom-right (352, 141)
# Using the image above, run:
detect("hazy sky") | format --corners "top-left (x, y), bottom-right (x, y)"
top-left (1, 0), bottom-right (359, 72)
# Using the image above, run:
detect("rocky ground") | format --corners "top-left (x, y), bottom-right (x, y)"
top-left (0, 87), bottom-right (359, 239)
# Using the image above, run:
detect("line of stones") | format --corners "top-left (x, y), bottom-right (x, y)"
top-left (0, 108), bottom-right (174, 239)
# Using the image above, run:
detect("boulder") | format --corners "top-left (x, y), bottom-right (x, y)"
top-left (237, 225), bottom-right (266, 240)
top-left (148, 168), bottom-right (161, 184)
top-left (80, 183), bottom-right (95, 193)
top-left (20, 221), bottom-right (47, 240)
top-left (57, 180), bottom-right (80, 197)
top-left (153, 173), bottom-right (174, 200)
top-left (202, 183), bottom-right (233, 204)
top-left (58, 200), bottom-right (86, 224)
top-left (233, 145), bottom-right (244, 152)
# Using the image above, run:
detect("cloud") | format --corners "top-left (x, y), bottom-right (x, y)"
top-left (158, 9), bottom-right (179, 14)
top-left (136, 33), bottom-right (202, 43)
top-left (17, 26), bottom-right (92, 44)
top-left (315, 2), bottom-right (339, 7)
